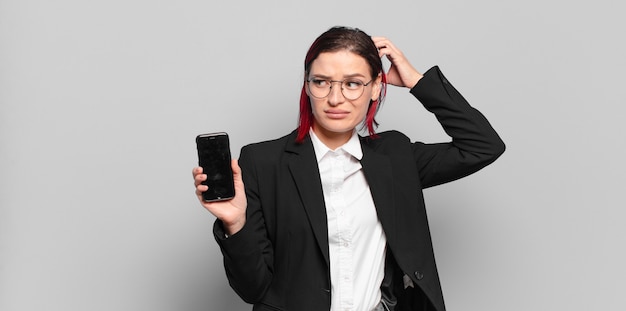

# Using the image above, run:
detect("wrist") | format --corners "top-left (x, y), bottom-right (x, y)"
top-left (223, 217), bottom-right (246, 236)
top-left (408, 74), bottom-right (423, 89)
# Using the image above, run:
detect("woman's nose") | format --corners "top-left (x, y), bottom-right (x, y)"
top-left (327, 84), bottom-right (345, 106)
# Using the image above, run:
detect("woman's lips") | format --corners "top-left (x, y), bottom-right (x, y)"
top-left (325, 109), bottom-right (349, 119)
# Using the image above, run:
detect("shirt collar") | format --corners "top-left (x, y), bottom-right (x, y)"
top-left (309, 129), bottom-right (363, 162)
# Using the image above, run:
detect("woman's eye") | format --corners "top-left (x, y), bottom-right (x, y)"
top-left (311, 79), bottom-right (328, 87)
top-left (345, 81), bottom-right (363, 89)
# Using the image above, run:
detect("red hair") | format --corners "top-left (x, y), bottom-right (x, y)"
top-left (296, 26), bottom-right (387, 143)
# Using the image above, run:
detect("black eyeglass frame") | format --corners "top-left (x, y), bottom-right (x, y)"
top-left (306, 78), bottom-right (375, 100)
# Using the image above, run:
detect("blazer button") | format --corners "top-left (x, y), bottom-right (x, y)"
top-left (414, 271), bottom-right (424, 280)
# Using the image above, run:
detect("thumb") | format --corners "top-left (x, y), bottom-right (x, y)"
top-left (231, 159), bottom-right (242, 180)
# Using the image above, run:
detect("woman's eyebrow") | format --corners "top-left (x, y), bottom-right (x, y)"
top-left (343, 73), bottom-right (367, 78)
top-left (309, 73), bottom-right (367, 79)
top-left (309, 74), bottom-right (332, 79)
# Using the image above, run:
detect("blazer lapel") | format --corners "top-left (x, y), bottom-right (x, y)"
top-left (285, 133), bottom-right (330, 266)
top-left (360, 138), bottom-right (397, 241)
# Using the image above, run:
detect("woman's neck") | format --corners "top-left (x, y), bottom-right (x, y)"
top-left (311, 126), bottom-right (353, 150)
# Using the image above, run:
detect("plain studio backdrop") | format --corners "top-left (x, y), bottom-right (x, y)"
top-left (1, 0), bottom-right (624, 310)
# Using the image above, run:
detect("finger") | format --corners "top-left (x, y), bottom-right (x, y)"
top-left (372, 37), bottom-right (397, 52)
top-left (196, 184), bottom-right (208, 195)
top-left (195, 184), bottom-right (208, 202)
top-left (372, 37), bottom-right (391, 57)
top-left (231, 159), bottom-right (241, 174)
top-left (231, 159), bottom-right (243, 181)
top-left (371, 36), bottom-right (389, 45)
top-left (192, 166), bottom-right (203, 177)
top-left (231, 160), bottom-right (247, 193)
top-left (194, 173), bottom-right (207, 186)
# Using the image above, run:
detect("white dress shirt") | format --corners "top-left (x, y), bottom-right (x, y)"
top-left (310, 130), bottom-right (387, 311)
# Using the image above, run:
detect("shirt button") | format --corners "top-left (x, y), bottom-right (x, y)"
top-left (414, 271), bottom-right (424, 280)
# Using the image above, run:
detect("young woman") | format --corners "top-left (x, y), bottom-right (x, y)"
top-left (193, 26), bottom-right (505, 311)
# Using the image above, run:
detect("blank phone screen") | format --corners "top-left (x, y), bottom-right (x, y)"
top-left (197, 133), bottom-right (235, 201)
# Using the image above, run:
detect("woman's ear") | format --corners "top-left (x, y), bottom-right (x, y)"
top-left (370, 73), bottom-right (383, 101)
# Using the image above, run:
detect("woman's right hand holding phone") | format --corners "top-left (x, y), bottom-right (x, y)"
top-left (193, 159), bottom-right (247, 236)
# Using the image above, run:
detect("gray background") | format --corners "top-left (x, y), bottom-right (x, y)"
top-left (1, 0), bottom-right (624, 310)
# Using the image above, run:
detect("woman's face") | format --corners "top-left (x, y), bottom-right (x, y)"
top-left (307, 50), bottom-right (381, 145)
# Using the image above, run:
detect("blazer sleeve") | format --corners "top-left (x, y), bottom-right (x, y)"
top-left (409, 66), bottom-right (505, 188)
top-left (212, 145), bottom-right (274, 303)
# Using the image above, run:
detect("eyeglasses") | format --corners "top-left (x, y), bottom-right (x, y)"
top-left (306, 78), bottom-right (374, 100)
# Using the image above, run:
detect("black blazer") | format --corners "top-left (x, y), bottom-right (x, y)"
top-left (213, 66), bottom-right (505, 311)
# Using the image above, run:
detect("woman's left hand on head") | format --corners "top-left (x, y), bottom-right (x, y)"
top-left (372, 36), bottom-right (423, 88)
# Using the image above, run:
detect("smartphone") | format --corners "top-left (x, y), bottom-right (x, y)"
top-left (196, 132), bottom-right (235, 202)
